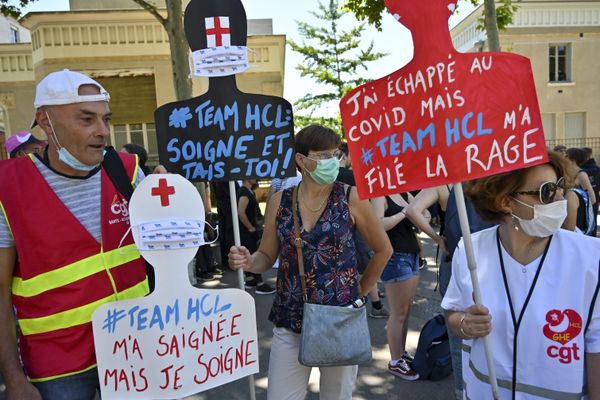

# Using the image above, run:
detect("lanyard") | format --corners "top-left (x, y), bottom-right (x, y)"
top-left (496, 227), bottom-right (552, 400)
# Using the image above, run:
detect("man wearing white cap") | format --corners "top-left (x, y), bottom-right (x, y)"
top-left (0, 70), bottom-right (149, 399)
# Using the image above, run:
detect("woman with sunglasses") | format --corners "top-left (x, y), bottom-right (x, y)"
top-left (441, 151), bottom-right (600, 399)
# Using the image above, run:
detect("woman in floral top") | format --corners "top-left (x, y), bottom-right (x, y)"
top-left (229, 124), bottom-right (392, 400)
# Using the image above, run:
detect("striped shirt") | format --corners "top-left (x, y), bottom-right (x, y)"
top-left (0, 156), bottom-right (143, 246)
top-left (269, 171), bottom-right (302, 192)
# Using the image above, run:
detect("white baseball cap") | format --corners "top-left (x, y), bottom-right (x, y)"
top-left (31, 69), bottom-right (110, 127)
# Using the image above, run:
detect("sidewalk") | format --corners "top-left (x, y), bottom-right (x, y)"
top-left (0, 233), bottom-right (455, 400)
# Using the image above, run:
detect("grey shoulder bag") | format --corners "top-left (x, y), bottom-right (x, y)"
top-left (292, 186), bottom-right (372, 367)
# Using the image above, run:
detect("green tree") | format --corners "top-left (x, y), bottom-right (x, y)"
top-left (481, 0), bottom-right (518, 52)
top-left (130, 1), bottom-right (191, 101)
top-left (289, 0), bottom-right (386, 134)
top-left (1, 0), bottom-right (192, 101)
top-left (0, 0), bottom-right (27, 17)
top-left (343, 0), bottom-right (518, 52)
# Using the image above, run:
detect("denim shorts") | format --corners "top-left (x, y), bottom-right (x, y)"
top-left (380, 252), bottom-right (419, 284)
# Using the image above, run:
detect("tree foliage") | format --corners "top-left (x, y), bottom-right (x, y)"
top-left (342, 0), bottom-right (386, 30)
top-left (483, 0), bottom-right (518, 32)
top-left (130, 0), bottom-right (192, 101)
top-left (289, 0), bottom-right (386, 134)
top-left (343, 0), bottom-right (518, 40)
top-left (1, 0), bottom-right (36, 18)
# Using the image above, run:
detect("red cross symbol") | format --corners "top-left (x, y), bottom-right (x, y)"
top-left (151, 178), bottom-right (175, 207)
top-left (206, 16), bottom-right (230, 47)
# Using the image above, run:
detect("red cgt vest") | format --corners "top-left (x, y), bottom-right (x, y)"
top-left (0, 153), bottom-right (148, 381)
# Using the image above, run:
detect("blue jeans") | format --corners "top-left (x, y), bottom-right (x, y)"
top-left (439, 258), bottom-right (463, 392)
top-left (33, 368), bottom-right (99, 400)
top-left (380, 252), bottom-right (419, 284)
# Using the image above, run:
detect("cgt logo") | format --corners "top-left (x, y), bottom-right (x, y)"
top-left (111, 195), bottom-right (129, 217)
top-left (543, 309), bottom-right (582, 364)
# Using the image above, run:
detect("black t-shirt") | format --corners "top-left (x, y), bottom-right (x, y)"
top-left (384, 195), bottom-right (419, 254)
top-left (237, 186), bottom-right (261, 232)
top-left (237, 186), bottom-right (262, 251)
top-left (337, 167), bottom-right (355, 186)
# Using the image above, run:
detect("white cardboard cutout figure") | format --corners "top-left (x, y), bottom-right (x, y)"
top-left (92, 174), bottom-right (259, 399)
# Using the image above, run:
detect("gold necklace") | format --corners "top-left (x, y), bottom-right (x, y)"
top-left (300, 185), bottom-right (328, 213)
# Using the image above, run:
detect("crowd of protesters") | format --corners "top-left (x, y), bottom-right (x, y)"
top-left (1, 70), bottom-right (599, 400)
top-left (227, 137), bottom-right (600, 399)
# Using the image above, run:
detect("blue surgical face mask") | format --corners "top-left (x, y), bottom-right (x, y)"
top-left (306, 157), bottom-right (340, 185)
top-left (46, 111), bottom-right (99, 172)
top-left (58, 148), bottom-right (98, 172)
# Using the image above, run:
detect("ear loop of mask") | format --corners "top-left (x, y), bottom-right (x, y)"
top-left (512, 196), bottom-right (534, 210)
top-left (205, 221), bottom-right (219, 244)
top-left (118, 225), bottom-right (133, 250)
top-left (44, 111), bottom-right (63, 151)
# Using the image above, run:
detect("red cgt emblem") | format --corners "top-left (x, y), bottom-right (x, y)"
top-left (543, 309), bottom-right (582, 345)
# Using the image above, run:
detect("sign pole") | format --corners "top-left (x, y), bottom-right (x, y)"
top-left (453, 183), bottom-right (500, 400)
top-left (229, 181), bottom-right (246, 291)
top-left (229, 180), bottom-right (257, 400)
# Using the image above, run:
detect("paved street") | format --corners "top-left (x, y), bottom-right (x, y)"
top-left (0, 233), bottom-right (455, 400)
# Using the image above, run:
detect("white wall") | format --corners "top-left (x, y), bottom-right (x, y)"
top-left (0, 15), bottom-right (31, 44)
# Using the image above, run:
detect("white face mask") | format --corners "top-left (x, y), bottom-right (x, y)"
top-left (511, 198), bottom-right (567, 237)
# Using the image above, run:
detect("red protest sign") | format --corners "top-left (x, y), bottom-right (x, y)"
top-left (340, 0), bottom-right (548, 199)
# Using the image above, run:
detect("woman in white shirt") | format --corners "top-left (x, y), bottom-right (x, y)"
top-left (442, 151), bottom-right (600, 399)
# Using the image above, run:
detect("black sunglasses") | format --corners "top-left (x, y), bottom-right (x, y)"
top-left (512, 177), bottom-right (565, 204)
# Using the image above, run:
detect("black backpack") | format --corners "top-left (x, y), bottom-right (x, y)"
top-left (572, 186), bottom-right (596, 236)
top-left (412, 314), bottom-right (453, 381)
top-left (102, 146), bottom-right (155, 292)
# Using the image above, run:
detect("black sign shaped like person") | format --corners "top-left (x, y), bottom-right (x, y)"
top-left (155, 0), bottom-right (295, 182)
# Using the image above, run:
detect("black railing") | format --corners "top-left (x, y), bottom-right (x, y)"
top-left (546, 137), bottom-right (600, 159)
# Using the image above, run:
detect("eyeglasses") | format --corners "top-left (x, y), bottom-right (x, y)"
top-left (512, 177), bottom-right (565, 204)
top-left (306, 150), bottom-right (344, 161)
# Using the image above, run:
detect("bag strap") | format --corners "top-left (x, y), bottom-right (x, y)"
top-left (102, 146), bottom-right (134, 201)
top-left (345, 184), bottom-right (352, 200)
top-left (101, 146), bottom-right (158, 292)
top-left (585, 259), bottom-right (600, 333)
top-left (292, 186), bottom-right (308, 302)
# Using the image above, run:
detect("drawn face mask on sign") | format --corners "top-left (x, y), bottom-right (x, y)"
top-left (120, 218), bottom-right (218, 251)
top-left (192, 46), bottom-right (249, 77)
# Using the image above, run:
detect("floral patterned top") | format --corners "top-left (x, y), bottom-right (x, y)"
top-left (268, 181), bottom-right (360, 333)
